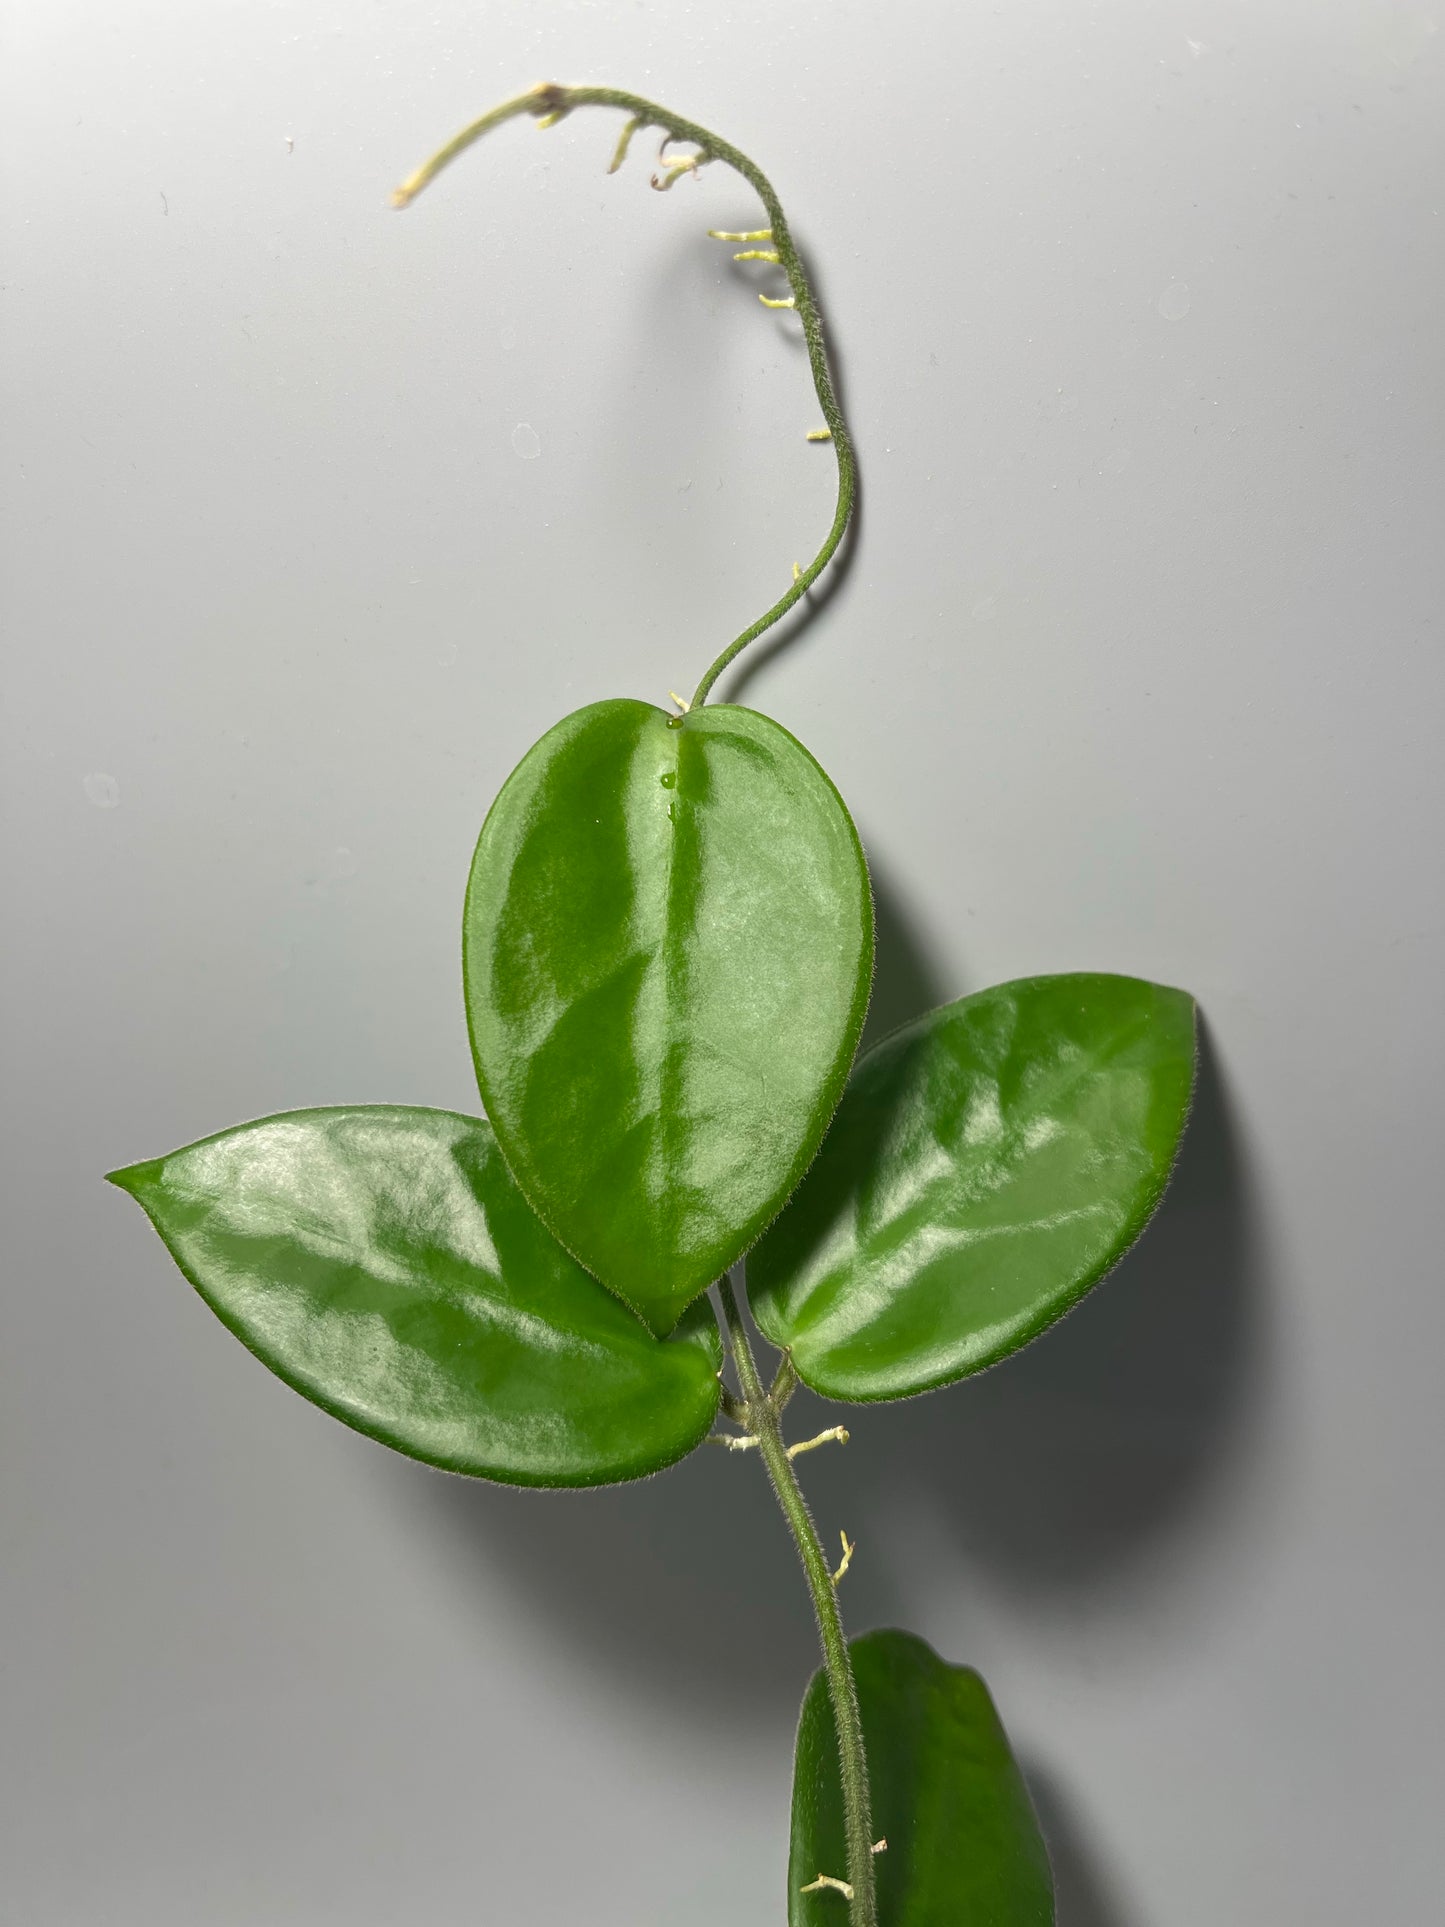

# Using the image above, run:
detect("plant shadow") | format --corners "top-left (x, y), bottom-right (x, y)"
top-left (405, 855), bottom-right (1266, 1728)
top-left (810, 859), bottom-right (1265, 1607)
top-left (1025, 1763), bottom-right (1140, 1927)
top-left (402, 1354), bottom-right (824, 1721)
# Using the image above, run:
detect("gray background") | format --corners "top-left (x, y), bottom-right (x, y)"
top-left (3, 2), bottom-right (1442, 1921)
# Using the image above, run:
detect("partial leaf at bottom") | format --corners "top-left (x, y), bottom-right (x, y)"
top-left (790, 1629), bottom-right (1054, 1925)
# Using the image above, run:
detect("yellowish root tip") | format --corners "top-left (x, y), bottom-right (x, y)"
top-left (806, 427), bottom-right (833, 442)
top-left (758, 293), bottom-right (797, 310)
top-left (669, 690), bottom-right (691, 713)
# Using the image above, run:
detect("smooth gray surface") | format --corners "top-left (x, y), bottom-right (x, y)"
top-left (3, 3), bottom-right (1442, 1922)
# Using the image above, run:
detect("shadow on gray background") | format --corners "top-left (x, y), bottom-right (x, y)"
top-left (1026, 1765), bottom-right (1141, 1927)
top-left (409, 855), bottom-right (1266, 1916)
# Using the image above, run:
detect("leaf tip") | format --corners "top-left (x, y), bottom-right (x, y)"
top-left (104, 1157), bottom-right (161, 1200)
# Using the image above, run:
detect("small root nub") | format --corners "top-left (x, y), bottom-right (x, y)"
top-left (800, 1874), bottom-right (854, 1900)
top-left (651, 136), bottom-right (710, 191)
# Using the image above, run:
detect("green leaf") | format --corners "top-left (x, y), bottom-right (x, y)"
top-left (751, 973), bottom-right (1196, 1400)
top-left (108, 1106), bottom-right (721, 1487)
top-left (791, 1629), bottom-right (1054, 1925)
top-left (463, 699), bottom-right (874, 1338)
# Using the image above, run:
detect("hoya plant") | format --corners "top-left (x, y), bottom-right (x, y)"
top-left (110, 84), bottom-right (1196, 1925)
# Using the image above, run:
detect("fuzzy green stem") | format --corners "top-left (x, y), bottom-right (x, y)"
top-left (718, 1276), bottom-right (877, 1927)
top-left (393, 82), bottom-right (857, 711)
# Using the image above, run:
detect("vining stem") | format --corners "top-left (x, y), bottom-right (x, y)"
top-left (717, 1276), bottom-right (877, 1927)
top-left (393, 82), bottom-right (858, 712)
top-left (395, 99), bottom-right (871, 1897)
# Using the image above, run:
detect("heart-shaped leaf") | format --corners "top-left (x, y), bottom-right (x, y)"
top-left (463, 699), bottom-right (873, 1337)
top-left (791, 1629), bottom-right (1054, 1925)
top-left (750, 973), bottom-right (1195, 1400)
top-left (108, 1106), bottom-right (721, 1486)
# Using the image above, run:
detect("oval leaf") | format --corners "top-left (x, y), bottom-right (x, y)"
top-left (463, 700), bottom-right (873, 1337)
top-left (108, 1107), bottom-right (721, 1486)
top-left (791, 1629), bottom-right (1054, 1925)
top-left (751, 973), bottom-right (1196, 1400)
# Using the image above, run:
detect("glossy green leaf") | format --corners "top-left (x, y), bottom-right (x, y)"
top-left (108, 1106), bottom-right (721, 1486)
top-left (463, 699), bottom-right (874, 1338)
top-left (751, 972), bottom-right (1196, 1400)
top-left (791, 1629), bottom-right (1053, 1925)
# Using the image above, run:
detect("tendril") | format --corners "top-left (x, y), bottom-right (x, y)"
top-left (393, 82), bottom-right (857, 709)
